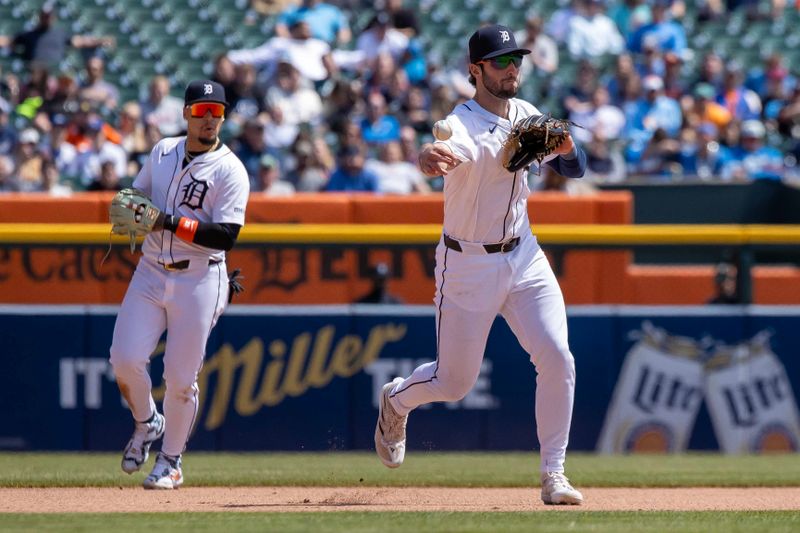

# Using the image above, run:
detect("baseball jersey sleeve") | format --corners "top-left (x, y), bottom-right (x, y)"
top-left (438, 114), bottom-right (476, 164)
top-left (212, 161), bottom-right (250, 226)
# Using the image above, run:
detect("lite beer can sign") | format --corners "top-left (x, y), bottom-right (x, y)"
top-left (705, 332), bottom-right (800, 453)
top-left (597, 323), bottom-right (705, 453)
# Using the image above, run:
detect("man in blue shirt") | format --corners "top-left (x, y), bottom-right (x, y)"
top-left (275, 0), bottom-right (351, 45)
top-left (627, 0), bottom-right (687, 57)
top-left (720, 120), bottom-right (784, 181)
top-left (325, 145), bottom-right (379, 192)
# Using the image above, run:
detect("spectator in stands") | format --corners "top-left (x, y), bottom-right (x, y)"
top-left (257, 154), bottom-right (295, 196)
top-left (567, 0), bottom-right (625, 59)
top-left (0, 154), bottom-right (17, 192)
top-left (13, 128), bottom-right (45, 192)
top-left (140, 76), bottom-right (186, 138)
top-left (325, 78), bottom-right (364, 135)
top-left (75, 119), bottom-right (127, 187)
top-left (267, 61), bottom-right (324, 128)
top-left (383, 0), bottom-right (420, 38)
top-left (211, 55), bottom-right (237, 103)
top-left (398, 124), bottom-right (421, 166)
top-left (233, 118), bottom-right (270, 188)
top-left (662, 52), bottom-right (686, 99)
top-left (324, 144), bottom-right (378, 192)
top-left (515, 15), bottom-right (558, 79)
top-left (676, 122), bottom-right (729, 180)
top-left (41, 157), bottom-right (71, 196)
top-left (608, 0), bottom-right (652, 39)
top-left (401, 85), bottom-right (433, 134)
top-left (627, 0), bottom-right (687, 57)
top-left (717, 62), bottom-right (762, 121)
top-left (604, 52), bottom-right (638, 106)
top-left (546, 0), bottom-right (581, 43)
top-left (633, 39), bottom-right (666, 79)
top-left (623, 74), bottom-right (681, 164)
top-left (275, 0), bottom-right (352, 46)
top-left (568, 85), bottom-right (626, 144)
top-left (686, 82), bottom-right (732, 129)
top-left (720, 119), bottom-right (784, 181)
top-left (0, 3), bottom-right (114, 71)
top-left (228, 63), bottom-right (267, 122)
top-left (631, 126), bottom-right (681, 177)
top-left (285, 137), bottom-right (330, 191)
top-left (227, 20), bottom-right (337, 85)
top-left (777, 85), bottom-right (800, 139)
top-left (45, 113), bottom-right (78, 180)
top-left (78, 57), bottom-right (119, 111)
top-left (583, 128), bottom-right (627, 183)
top-left (692, 51), bottom-right (726, 93)
top-left (364, 53), bottom-right (400, 106)
top-left (86, 159), bottom-right (123, 191)
top-left (263, 104), bottom-right (300, 151)
top-left (0, 104), bottom-right (16, 156)
top-left (42, 71), bottom-right (80, 117)
top-left (356, 12), bottom-right (409, 67)
top-left (365, 140), bottom-right (430, 194)
top-left (360, 91), bottom-right (401, 145)
top-left (563, 60), bottom-right (599, 120)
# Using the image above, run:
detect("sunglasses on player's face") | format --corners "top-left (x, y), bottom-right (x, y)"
top-left (481, 54), bottom-right (523, 70)
top-left (189, 102), bottom-right (225, 118)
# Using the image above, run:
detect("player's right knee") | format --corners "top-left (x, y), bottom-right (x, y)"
top-left (437, 375), bottom-right (474, 402)
top-left (109, 349), bottom-right (145, 377)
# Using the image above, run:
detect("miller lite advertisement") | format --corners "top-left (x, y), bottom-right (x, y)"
top-left (705, 332), bottom-right (800, 453)
top-left (597, 322), bottom-right (706, 453)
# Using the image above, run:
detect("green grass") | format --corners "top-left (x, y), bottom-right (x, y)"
top-left (1, 452), bottom-right (799, 488)
top-left (0, 512), bottom-right (798, 533)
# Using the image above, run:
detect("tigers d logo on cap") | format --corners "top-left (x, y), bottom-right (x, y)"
top-left (468, 24), bottom-right (531, 64)
top-left (184, 79), bottom-right (228, 107)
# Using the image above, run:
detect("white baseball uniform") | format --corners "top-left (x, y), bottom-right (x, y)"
top-left (110, 137), bottom-right (249, 457)
top-left (387, 98), bottom-right (582, 473)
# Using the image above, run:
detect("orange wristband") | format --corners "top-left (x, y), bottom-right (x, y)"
top-left (175, 217), bottom-right (198, 242)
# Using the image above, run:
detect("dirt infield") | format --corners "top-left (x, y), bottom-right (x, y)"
top-left (2, 487), bottom-right (799, 513)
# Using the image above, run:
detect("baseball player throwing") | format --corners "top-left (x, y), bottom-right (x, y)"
top-left (374, 25), bottom-right (586, 505)
top-left (109, 80), bottom-right (249, 489)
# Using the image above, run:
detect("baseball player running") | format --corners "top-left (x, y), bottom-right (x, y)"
top-left (374, 25), bottom-right (586, 505)
top-left (109, 80), bottom-right (249, 489)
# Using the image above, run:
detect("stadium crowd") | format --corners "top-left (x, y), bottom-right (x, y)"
top-left (1, 0), bottom-right (800, 195)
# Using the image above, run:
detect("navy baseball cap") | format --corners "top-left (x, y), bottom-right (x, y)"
top-left (469, 24), bottom-right (531, 64)
top-left (184, 79), bottom-right (228, 106)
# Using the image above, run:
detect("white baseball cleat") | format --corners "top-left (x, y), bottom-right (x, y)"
top-left (540, 472), bottom-right (584, 505)
top-left (143, 452), bottom-right (183, 490)
top-left (121, 412), bottom-right (165, 474)
top-left (374, 377), bottom-right (407, 468)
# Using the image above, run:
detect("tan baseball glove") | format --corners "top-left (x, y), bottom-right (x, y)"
top-left (109, 188), bottom-right (163, 253)
top-left (501, 114), bottom-right (574, 172)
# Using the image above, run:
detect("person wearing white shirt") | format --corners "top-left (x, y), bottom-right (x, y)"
top-left (567, 0), bottom-right (625, 59)
top-left (365, 140), bottom-right (430, 194)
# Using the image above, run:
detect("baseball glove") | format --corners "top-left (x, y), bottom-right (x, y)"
top-left (109, 188), bottom-right (162, 253)
top-left (501, 114), bottom-right (573, 172)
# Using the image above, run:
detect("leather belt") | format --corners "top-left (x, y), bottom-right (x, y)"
top-left (162, 259), bottom-right (221, 271)
top-left (443, 234), bottom-right (520, 254)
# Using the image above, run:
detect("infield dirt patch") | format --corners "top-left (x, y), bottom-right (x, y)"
top-left (2, 487), bottom-right (799, 513)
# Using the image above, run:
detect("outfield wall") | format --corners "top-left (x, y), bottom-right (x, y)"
top-left (1, 305), bottom-right (798, 453)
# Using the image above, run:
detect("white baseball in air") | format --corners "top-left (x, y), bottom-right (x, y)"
top-left (432, 119), bottom-right (453, 141)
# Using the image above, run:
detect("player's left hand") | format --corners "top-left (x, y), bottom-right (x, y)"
top-left (109, 188), bottom-right (164, 253)
top-left (553, 133), bottom-right (575, 156)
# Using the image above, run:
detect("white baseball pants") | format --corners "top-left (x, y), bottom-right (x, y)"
top-left (109, 257), bottom-right (228, 457)
top-left (389, 234), bottom-right (576, 473)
